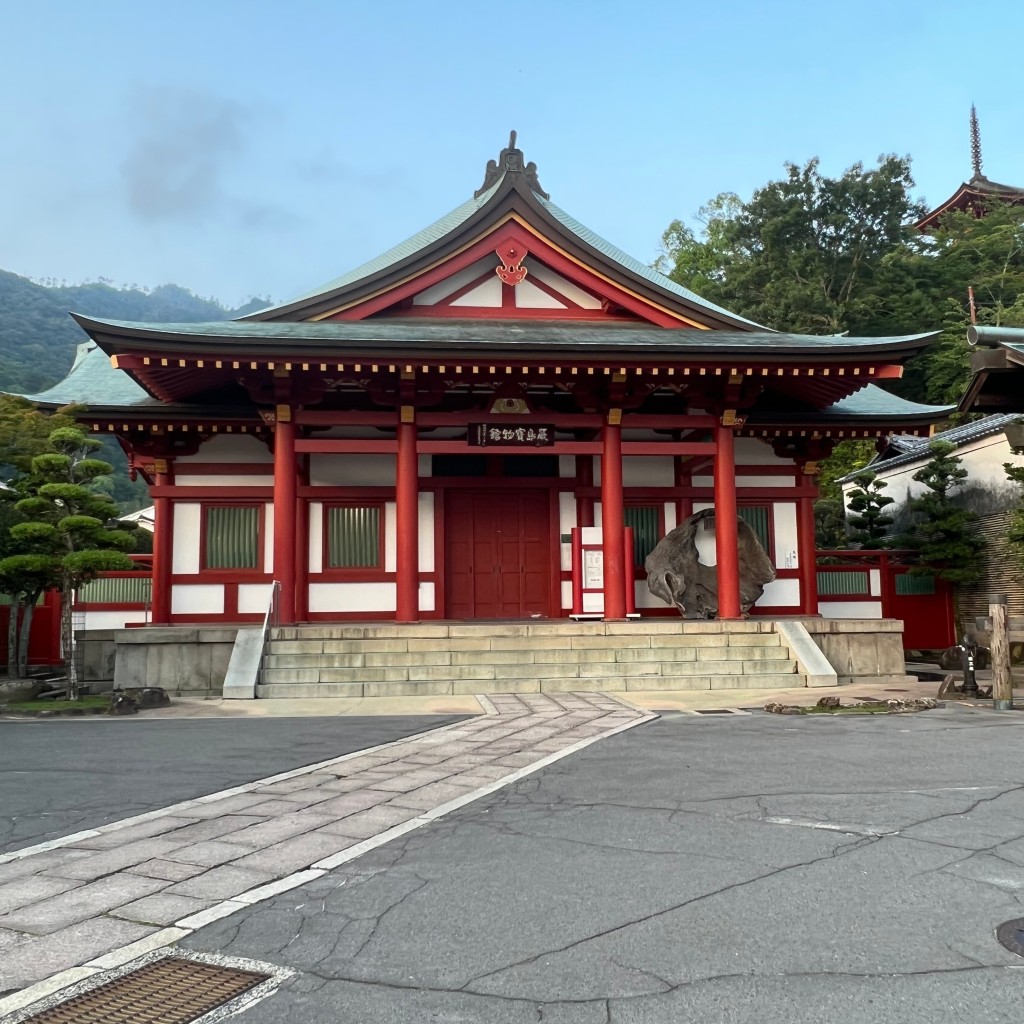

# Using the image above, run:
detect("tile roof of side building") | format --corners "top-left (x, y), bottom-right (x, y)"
top-left (840, 413), bottom-right (1019, 481)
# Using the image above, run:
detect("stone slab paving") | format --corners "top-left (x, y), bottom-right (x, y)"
top-left (0, 691), bottom-right (654, 1013)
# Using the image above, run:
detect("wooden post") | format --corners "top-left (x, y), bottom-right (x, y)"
top-left (576, 456), bottom-right (594, 528)
top-left (151, 458), bottom-right (173, 625)
top-left (798, 483), bottom-right (819, 616)
top-left (273, 409), bottom-right (297, 625)
top-left (601, 417), bottom-right (627, 620)
top-left (714, 424), bottom-right (742, 619)
top-left (990, 594), bottom-right (1013, 710)
top-left (395, 411), bottom-right (420, 623)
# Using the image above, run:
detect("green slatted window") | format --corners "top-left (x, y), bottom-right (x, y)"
top-left (77, 576), bottom-right (152, 604)
top-left (817, 570), bottom-right (870, 596)
top-left (204, 506), bottom-right (260, 569)
top-left (624, 505), bottom-right (662, 568)
top-left (738, 505), bottom-right (771, 554)
top-left (895, 573), bottom-right (935, 595)
top-left (327, 505), bottom-right (382, 569)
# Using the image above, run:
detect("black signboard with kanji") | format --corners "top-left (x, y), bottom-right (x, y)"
top-left (469, 423), bottom-right (556, 447)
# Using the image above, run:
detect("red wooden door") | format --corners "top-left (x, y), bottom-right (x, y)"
top-left (445, 490), bottom-right (551, 619)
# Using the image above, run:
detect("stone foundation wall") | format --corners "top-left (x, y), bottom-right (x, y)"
top-left (78, 627), bottom-right (239, 697)
top-left (801, 618), bottom-right (909, 685)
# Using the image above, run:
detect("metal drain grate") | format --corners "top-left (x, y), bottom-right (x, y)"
top-left (21, 957), bottom-right (271, 1024)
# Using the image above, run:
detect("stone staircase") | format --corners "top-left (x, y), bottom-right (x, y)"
top-left (256, 620), bottom-right (806, 698)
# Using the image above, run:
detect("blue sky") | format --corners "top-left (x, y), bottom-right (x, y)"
top-left (2, 0), bottom-right (1021, 308)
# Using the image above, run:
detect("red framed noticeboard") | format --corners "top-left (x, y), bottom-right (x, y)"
top-left (570, 526), bottom-right (638, 619)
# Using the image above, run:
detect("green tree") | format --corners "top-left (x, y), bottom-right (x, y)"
top-left (658, 156), bottom-right (925, 335)
top-left (845, 470), bottom-right (895, 548)
top-left (894, 440), bottom-right (985, 585)
top-left (7, 427), bottom-right (136, 698)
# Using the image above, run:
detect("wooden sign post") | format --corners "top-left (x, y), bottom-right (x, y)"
top-left (990, 594), bottom-right (1014, 710)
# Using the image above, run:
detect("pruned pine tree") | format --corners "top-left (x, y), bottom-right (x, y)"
top-left (896, 440), bottom-right (985, 584)
top-left (845, 470), bottom-right (895, 548)
top-left (10, 427), bottom-right (136, 698)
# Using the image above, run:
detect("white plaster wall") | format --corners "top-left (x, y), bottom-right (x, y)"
top-left (171, 584), bottom-right (224, 615)
top-left (419, 455), bottom-right (432, 477)
top-left (558, 455), bottom-right (576, 478)
top-left (419, 581), bottom-right (435, 613)
top-left (310, 454), bottom-right (397, 486)
top-left (175, 474), bottom-right (271, 487)
top-left (820, 600), bottom-right (884, 618)
top-left (736, 475), bottom-right (794, 488)
top-left (451, 277), bottom-right (502, 307)
top-left (735, 438), bottom-right (794, 465)
top-left (263, 504), bottom-right (274, 573)
top-left (754, 578), bottom-right (800, 608)
top-left (515, 279), bottom-right (565, 308)
top-left (636, 583), bottom-right (669, 609)
top-left (853, 434), bottom-right (1024, 510)
top-left (664, 502), bottom-right (677, 532)
top-left (82, 610), bottom-right (149, 630)
top-left (308, 502), bottom-right (323, 573)
top-left (561, 580), bottom-right (573, 611)
top-left (384, 502), bottom-right (397, 572)
top-left (177, 435), bottom-right (272, 464)
top-left (418, 493), bottom-right (434, 573)
top-left (238, 583), bottom-right (274, 614)
top-left (559, 492), bottom-right (577, 572)
top-left (774, 503), bottom-right (799, 569)
top-left (172, 504), bottom-right (201, 574)
top-left (623, 456), bottom-right (674, 487)
top-left (869, 568), bottom-right (882, 597)
top-left (529, 263), bottom-right (602, 308)
top-left (308, 582), bottom-right (396, 613)
top-left (414, 258), bottom-right (492, 304)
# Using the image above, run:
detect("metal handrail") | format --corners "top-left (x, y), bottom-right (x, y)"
top-left (257, 581), bottom-right (281, 688)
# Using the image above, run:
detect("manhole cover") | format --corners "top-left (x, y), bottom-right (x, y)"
top-left (21, 956), bottom-right (271, 1024)
top-left (997, 918), bottom-right (1024, 957)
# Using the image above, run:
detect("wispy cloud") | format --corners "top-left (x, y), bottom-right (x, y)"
top-left (120, 86), bottom-right (298, 230)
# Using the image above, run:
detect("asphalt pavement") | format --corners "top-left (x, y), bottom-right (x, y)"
top-left (179, 704), bottom-right (1024, 1023)
top-left (0, 715), bottom-right (469, 853)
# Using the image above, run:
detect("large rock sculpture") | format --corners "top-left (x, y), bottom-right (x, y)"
top-left (645, 508), bottom-right (777, 618)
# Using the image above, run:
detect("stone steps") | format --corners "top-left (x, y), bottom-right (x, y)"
top-left (257, 620), bottom-right (806, 696)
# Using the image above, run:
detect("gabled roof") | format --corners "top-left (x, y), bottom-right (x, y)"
top-left (242, 135), bottom-right (769, 331)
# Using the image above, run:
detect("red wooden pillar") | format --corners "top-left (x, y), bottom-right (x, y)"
top-left (798, 476), bottom-right (819, 616)
top-left (601, 417), bottom-right (627, 621)
top-left (294, 456), bottom-right (310, 622)
top-left (714, 424), bottom-right (742, 619)
top-left (151, 458), bottom-right (173, 624)
top-left (396, 410), bottom-right (420, 623)
top-left (273, 408), bottom-right (297, 624)
top-left (576, 455), bottom-right (594, 528)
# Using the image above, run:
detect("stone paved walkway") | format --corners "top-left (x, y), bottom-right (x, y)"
top-left (0, 692), bottom-right (653, 1014)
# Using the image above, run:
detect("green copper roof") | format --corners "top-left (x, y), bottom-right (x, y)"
top-left (245, 180), bottom-right (504, 316)
top-left (536, 196), bottom-right (766, 330)
top-left (819, 385), bottom-right (952, 420)
top-left (18, 342), bottom-right (156, 408)
top-left (73, 315), bottom-right (938, 358)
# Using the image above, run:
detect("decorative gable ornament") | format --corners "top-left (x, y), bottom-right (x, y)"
top-left (495, 243), bottom-right (528, 286)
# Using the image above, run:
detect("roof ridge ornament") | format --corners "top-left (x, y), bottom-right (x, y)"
top-left (474, 130), bottom-right (550, 200)
top-left (970, 104), bottom-right (984, 181)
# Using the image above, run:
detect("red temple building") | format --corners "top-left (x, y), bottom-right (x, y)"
top-left (916, 107), bottom-right (1024, 232)
top-left (23, 136), bottom-right (952, 694)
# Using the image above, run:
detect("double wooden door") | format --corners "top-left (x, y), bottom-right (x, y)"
top-left (445, 490), bottom-right (551, 619)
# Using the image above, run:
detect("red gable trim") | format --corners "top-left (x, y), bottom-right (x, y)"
top-left (317, 221), bottom-right (698, 329)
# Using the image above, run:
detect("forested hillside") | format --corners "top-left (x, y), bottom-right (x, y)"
top-left (0, 271), bottom-right (267, 393)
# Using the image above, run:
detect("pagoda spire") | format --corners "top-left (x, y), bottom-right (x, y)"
top-left (970, 104), bottom-right (983, 180)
